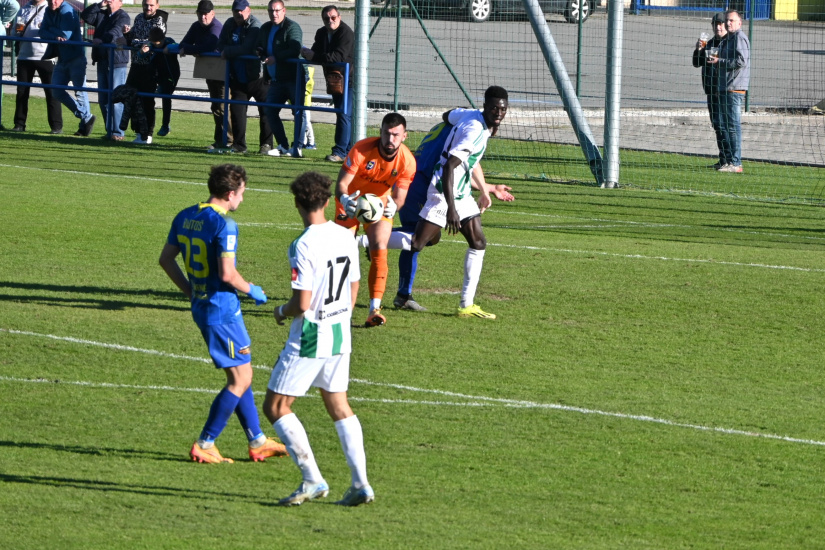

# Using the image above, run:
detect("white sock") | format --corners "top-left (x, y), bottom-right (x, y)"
top-left (460, 248), bottom-right (485, 308)
top-left (356, 234), bottom-right (369, 248)
top-left (334, 415), bottom-right (368, 489)
top-left (369, 298), bottom-right (382, 311)
top-left (387, 231), bottom-right (412, 251)
top-left (249, 434), bottom-right (267, 448)
top-left (274, 413), bottom-right (324, 484)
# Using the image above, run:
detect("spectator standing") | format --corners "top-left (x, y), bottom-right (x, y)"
top-left (257, 0), bottom-right (304, 158)
top-left (40, 0), bottom-right (96, 136)
top-left (82, 0), bottom-right (130, 140)
top-left (692, 13), bottom-right (727, 170)
top-left (148, 26), bottom-right (179, 137)
top-left (1, 0), bottom-right (19, 36)
top-left (175, 0), bottom-right (230, 149)
top-left (707, 9), bottom-right (749, 173)
top-left (11, 0), bottom-right (62, 134)
top-left (301, 5), bottom-right (353, 163)
top-left (124, 0), bottom-right (167, 144)
top-left (218, 0), bottom-right (273, 154)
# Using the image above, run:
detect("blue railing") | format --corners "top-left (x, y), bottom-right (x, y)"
top-left (630, 0), bottom-right (771, 20)
top-left (1, 35), bottom-right (349, 146)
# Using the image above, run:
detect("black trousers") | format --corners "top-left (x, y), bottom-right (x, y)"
top-left (229, 77), bottom-right (272, 151)
top-left (207, 78), bottom-right (232, 146)
top-left (14, 59), bottom-right (63, 131)
top-left (126, 65), bottom-right (157, 137)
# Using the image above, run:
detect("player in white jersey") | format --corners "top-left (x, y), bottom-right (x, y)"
top-left (403, 85), bottom-right (509, 319)
top-left (263, 171), bottom-right (374, 507)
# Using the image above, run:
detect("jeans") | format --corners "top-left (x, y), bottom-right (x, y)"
top-left (51, 55), bottom-right (92, 125)
top-left (15, 59), bottom-right (63, 131)
top-left (97, 61), bottom-right (127, 137)
top-left (719, 91), bottom-right (743, 166)
top-left (331, 80), bottom-right (354, 158)
top-left (264, 79), bottom-right (305, 150)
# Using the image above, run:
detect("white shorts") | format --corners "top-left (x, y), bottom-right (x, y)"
top-left (419, 186), bottom-right (480, 228)
top-left (267, 350), bottom-right (351, 396)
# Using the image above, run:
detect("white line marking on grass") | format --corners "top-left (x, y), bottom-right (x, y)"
top-left (3, 328), bottom-right (824, 448)
top-left (440, 239), bottom-right (825, 273)
top-left (0, 164), bottom-right (286, 194)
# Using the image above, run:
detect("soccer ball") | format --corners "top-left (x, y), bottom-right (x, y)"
top-left (355, 193), bottom-right (384, 224)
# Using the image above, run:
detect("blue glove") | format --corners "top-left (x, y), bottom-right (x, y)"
top-left (247, 284), bottom-right (267, 305)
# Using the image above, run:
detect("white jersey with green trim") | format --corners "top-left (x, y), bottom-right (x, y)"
top-left (431, 108), bottom-right (490, 201)
top-left (283, 221), bottom-right (361, 358)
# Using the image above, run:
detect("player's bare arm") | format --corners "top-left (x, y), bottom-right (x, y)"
top-left (218, 255), bottom-right (256, 296)
top-left (441, 155), bottom-right (463, 234)
top-left (274, 288), bottom-right (312, 325)
top-left (159, 243), bottom-right (193, 300)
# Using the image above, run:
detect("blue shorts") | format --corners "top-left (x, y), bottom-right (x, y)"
top-left (199, 319), bottom-right (252, 369)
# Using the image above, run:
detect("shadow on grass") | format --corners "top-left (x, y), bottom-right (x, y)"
top-left (0, 281), bottom-right (189, 312)
top-left (0, 439), bottom-right (183, 462)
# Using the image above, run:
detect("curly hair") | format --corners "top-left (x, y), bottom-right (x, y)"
top-left (207, 164), bottom-right (247, 199)
top-left (291, 171), bottom-right (332, 212)
top-left (484, 85), bottom-right (509, 103)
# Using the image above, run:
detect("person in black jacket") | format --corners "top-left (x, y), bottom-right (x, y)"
top-left (302, 5), bottom-right (353, 163)
top-left (148, 26), bottom-right (180, 137)
top-left (257, 0), bottom-right (304, 158)
top-left (124, 0), bottom-right (167, 143)
top-left (81, 0), bottom-right (130, 140)
top-left (692, 13), bottom-right (727, 170)
top-left (218, 0), bottom-right (272, 154)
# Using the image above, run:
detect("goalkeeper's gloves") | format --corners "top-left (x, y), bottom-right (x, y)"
top-left (247, 284), bottom-right (267, 306)
top-left (339, 190), bottom-right (361, 219)
top-left (383, 195), bottom-right (397, 219)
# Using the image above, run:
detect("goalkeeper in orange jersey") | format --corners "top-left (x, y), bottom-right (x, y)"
top-left (335, 112), bottom-right (416, 327)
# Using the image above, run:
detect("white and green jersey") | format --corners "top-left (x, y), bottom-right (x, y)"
top-left (284, 221), bottom-right (360, 358)
top-left (431, 108), bottom-right (490, 201)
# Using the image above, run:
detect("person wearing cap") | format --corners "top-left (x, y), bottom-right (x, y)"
top-left (176, 0), bottom-right (232, 150)
top-left (256, 0), bottom-right (304, 158)
top-left (217, 0), bottom-right (273, 155)
top-left (692, 13), bottom-right (726, 170)
top-left (301, 4), bottom-right (354, 163)
top-left (81, 0), bottom-right (130, 141)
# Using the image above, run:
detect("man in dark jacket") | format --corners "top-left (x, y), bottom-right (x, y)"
top-left (82, 0), bottom-right (130, 140)
top-left (692, 13), bottom-right (726, 170)
top-left (124, 0), bottom-right (167, 143)
top-left (302, 5), bottom-right (353, 162)
top-left (258, 0), bottom-right (303, 157)
top-left (218, 0), bottom-right (272, 154)
top-left (176, 0), bottom-right (230, 150)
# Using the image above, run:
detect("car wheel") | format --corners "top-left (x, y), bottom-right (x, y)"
top-left (468, 0), bottom-right (492, 22)
top-left (564, 0), bottom-right (590, 23)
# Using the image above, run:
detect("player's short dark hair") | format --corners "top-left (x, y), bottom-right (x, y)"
top-left (321, 5), bottom-right (338, 17)
top-left (291, 171), bottom-right (332, 212)
top-left (485, 86), bottom-right (509, 103)
top-left (382, 112), bottom-right (407, 130)
top-left (148, 26), bottom-right (166, 43)
top-left (208, 164), bottom-right (247, 199)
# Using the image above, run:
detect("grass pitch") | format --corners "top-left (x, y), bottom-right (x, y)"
top-left (1, 99), bottom-right (825, 548)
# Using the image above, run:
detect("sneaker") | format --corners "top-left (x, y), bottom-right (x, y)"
top-left (393, 295), bottom-right (427, 311)
top-left (259, 144), bottom-right (272, 155)
top-left (457, 304), bottom-right (496, 319)
top-left (190, 442), bottom-right (234, 464)
top-left (365, 308), bottom-right (386, 328)
top-left (718, 164), bottom-right (743, 173)
top-left (157, 125), bottom-right (170, 137)
top-left (810, 105), bottom-right (824, 115)
top-left (285, 146), bottom-right (303, 158)
top-left (248, 437), bottom-right (288, 462)
top-left (80, 115), bottom-right (96, 136)
top-left (230, 143), bottom-right (247, 153)
top-left (278, 481), bottom-right (330, 506)
top-left (303, 143), bottom-right (317, 150)
top-left (50, 128), bottom-right (63, 135)
top-left (715, 163), bottom-right (729, 171)
top-left (133, 134), bottom-right (153, 145)
top-left (336, 485), bottom-right (375, 507)
top-left (207, 143), bottom-right (228, 153)
top-left (267, 145), bottom-right (290, 157)
top-left (325, 154), bottom-right (345, 163)
top-left (11, 125), bottom-right (25, 132)
top-left (108, 134), bottom-right (124, 141)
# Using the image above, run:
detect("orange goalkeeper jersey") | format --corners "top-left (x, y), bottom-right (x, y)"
top-left (341, 137), bottom-right (416, 199)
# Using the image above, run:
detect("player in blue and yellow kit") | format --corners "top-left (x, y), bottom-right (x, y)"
top-left (159, 163), bottom-right (287, 464)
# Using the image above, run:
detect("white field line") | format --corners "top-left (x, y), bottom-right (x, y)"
top-left (2, 328), bottom-right (824, 448)
top-left (5, 162), bottom-right (823, 244)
